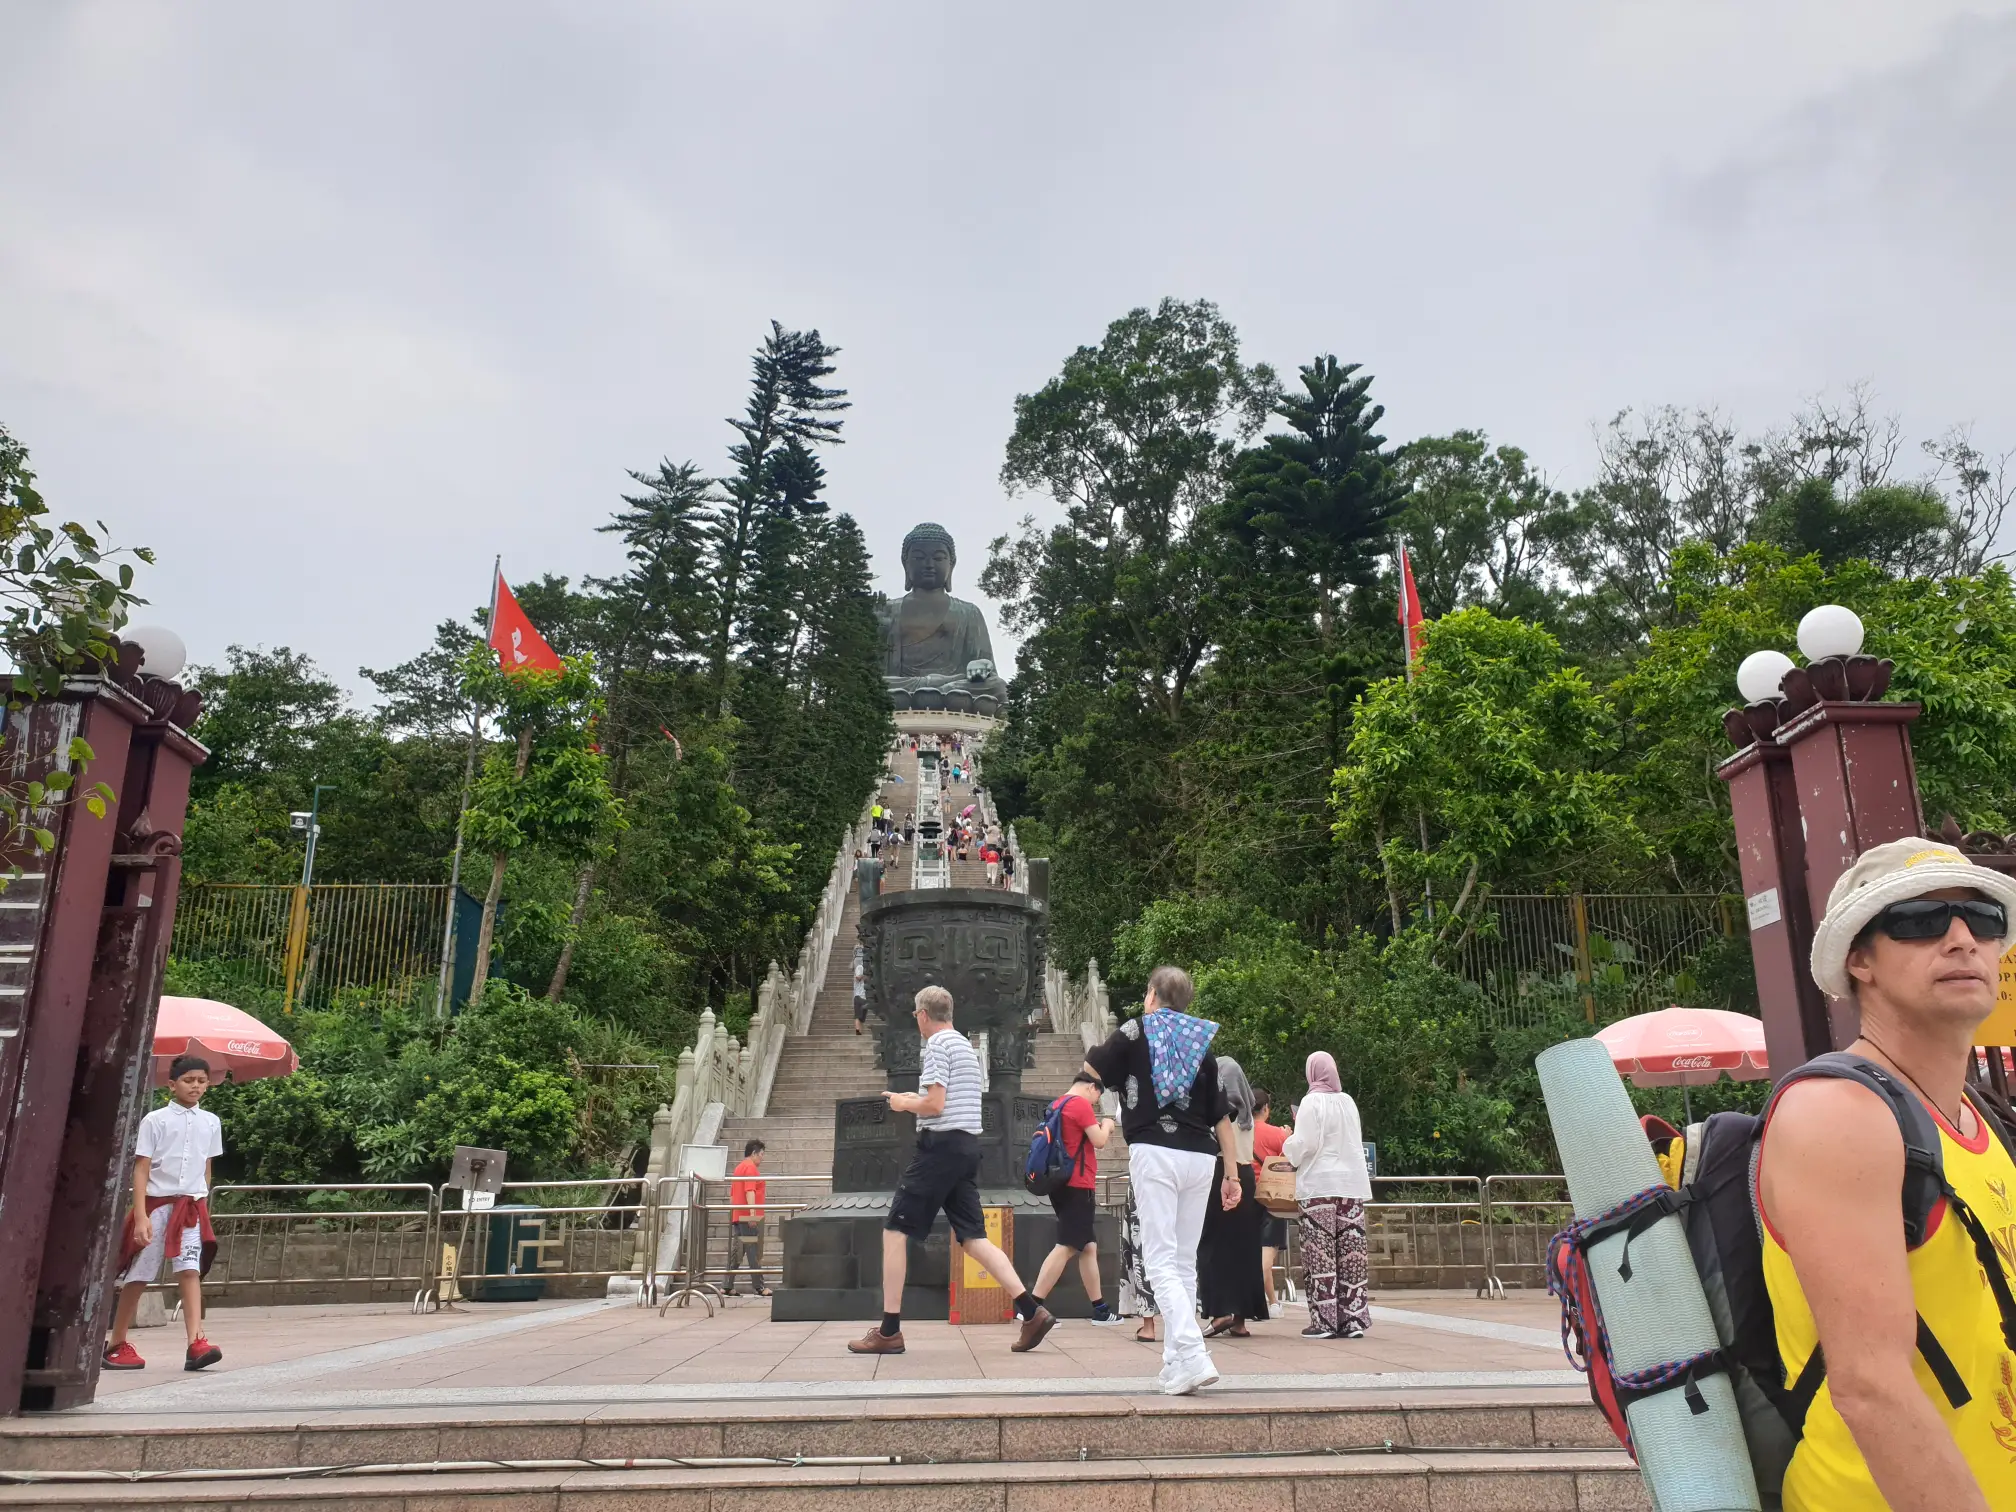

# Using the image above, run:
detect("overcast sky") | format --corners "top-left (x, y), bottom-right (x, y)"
top-left (4, 2), bottom-right (2013, 696)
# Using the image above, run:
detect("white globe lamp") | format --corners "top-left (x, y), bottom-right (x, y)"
top-left (1796, 604), bottom-right (1864, 662)
top-left (1736, 649), bottom-right (1796, 704)
top-left (123, 625), bottom-right (187, 682)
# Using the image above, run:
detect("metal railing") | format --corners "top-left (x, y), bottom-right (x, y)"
top-left (1365, 1174), bottom-right (1488, 1290)
top-left (1453, 892), bottom-right (1741, 1026)
top-left (1478, 1174), bottom-right (1573, 1298)
top-left (652, 1174), bottom-right (835, 1313)
top-left (442, 1178), bottom-right (653, 1298)
top-left (195, 1183), bottom-right (441, 1312)
top-left (144, 1168), bottom-right (1581, 1309)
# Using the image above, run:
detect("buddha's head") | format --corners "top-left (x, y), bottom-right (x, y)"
top-left (902, 523), bottom-right (956, 593)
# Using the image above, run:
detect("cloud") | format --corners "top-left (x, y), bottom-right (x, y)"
top-left (0, 2), bottom-right (2012, 695)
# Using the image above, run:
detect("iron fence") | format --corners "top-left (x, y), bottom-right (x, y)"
top-left (193, 1183), bottom-right (441, 1311)
top-left (441, 1178), bottom-right (653, 1300)
top-left (1453, 892), bottom-right (1742, 1026)
top-left (136, 1170), bottom-right (1584, 1308)
top-left (1478, 1174), bottom-right (1573, 1297)
top-left (171, 882), bottom-right (450, 1012)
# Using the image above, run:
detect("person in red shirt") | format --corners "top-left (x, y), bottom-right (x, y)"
top-left (1029, 1073), bottom-right (1120, 1323)
top-left (1251, 1088), bottom-right (1289, 1311)
top-left (726, 1139), bottom-right (769, 1298)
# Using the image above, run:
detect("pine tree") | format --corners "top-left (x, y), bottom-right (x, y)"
top-left (1222, 356), bottom-right (1405, 648)
top-left (710, 323), bottom-right (849, 718)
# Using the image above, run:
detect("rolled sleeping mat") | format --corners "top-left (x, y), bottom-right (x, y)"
top-left (1537, 1037), bottom-right (1760, 1512)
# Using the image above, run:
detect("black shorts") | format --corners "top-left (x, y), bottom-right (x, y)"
top-left (887, 1128), bottom-right (985, 1242)
top-left (1262, 1214), bottom-right (1289, 1248)
top-left (1050, 1185), bottom-right (1096, 1250)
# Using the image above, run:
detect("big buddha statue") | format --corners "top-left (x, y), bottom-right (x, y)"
top-left (880, 522), bottom-right (1009, 715)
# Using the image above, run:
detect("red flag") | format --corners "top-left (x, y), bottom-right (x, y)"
top-left (488, 571), bottom-right (563, 674)
top-left (1397, 545), bottom-right (1426, 677)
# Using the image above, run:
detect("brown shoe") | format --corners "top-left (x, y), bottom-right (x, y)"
top-left (848, 1327), bottom-right (905, 1354)
top-left (1010, 1305), bottom-right (1056, 1353)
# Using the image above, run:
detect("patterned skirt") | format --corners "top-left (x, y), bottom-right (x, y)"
top-left (1120, 1187), bottom-right (1158, 1317)
top-left (1298, 1196), bottom-right (1370, 1336)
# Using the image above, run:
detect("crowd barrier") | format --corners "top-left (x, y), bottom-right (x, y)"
top-left (152, 1169), bottom-right (1576, 1309)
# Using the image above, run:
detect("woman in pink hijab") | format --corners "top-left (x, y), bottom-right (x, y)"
top-left (1281, 1051), bottom-right (1372, 1338)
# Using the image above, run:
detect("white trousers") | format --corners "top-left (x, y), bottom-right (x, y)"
top-left (1129, 1142), bottom-right (1216, 1377)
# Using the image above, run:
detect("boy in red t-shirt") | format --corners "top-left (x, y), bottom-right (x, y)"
top-left (1029, 1073), bottom-right (1119, 1323)
top-left (726, 1138), bottom-right (769, 1298)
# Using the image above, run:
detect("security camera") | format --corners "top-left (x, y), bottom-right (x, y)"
top-left (289, 812), bottom-right (312, 832)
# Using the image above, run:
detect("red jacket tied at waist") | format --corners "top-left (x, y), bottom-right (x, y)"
top-left (116, 1195), bottom-right (217, 1279)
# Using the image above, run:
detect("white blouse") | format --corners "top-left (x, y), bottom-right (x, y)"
top-left (1280, 1091), bottom-right (1372, 1201)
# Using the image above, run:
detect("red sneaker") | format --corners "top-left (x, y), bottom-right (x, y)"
top-left (102, 1340), bottom-right (145, 1370)
top-left (184, 1337), bottom-right (222, 1372)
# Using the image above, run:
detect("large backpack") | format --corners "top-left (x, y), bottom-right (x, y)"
top-left (1547, 1052), bottom-right (2016, 1506)
top-left (1023, 1098), bottom-right (1080, 1197)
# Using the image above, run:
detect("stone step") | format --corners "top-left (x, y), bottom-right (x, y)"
top-left (0, 1449), bottom-right (1647, 1508)
top-left (0, 1393), bottom-right (1624, 1478)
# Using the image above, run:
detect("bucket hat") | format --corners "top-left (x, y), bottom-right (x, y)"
top-left (1809, 835), bottom-right (2016, 998)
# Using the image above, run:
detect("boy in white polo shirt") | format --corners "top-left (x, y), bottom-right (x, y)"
top-left (102, 1054), bottom-right (225, 1372)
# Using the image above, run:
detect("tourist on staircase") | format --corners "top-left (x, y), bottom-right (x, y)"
top-left (1283, 1051), bottom-right (1372, 1339)
top-left (1199, 1056), bottom-right (1269, 1338)
top-left (852, 947), bottom-right (869, 1035)
top-left (725, 1139), bottom-right (770, 1298)
top-left (849, 986), bottom-right (1056, 1355)
top-left (1027, 1071), bottom-right (1120, 1325)
top-left (1083, 965), bottom-right (1243, 1396)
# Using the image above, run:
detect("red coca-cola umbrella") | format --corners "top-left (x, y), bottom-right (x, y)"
top-left (152, 996), bottom-right (298, 1085)
top-left (1595, 1006), bottom-right (1769, 1086)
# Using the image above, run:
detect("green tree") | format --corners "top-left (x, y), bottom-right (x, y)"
top-left (1392, 431), bottom-right (1568, 621)
top-left (710, 323), bottom-right (849, 717)
top-left (459, 653), bottom-right (623, 1002)
top-left (1222, 356), bottom-right (1404, 647)
top-left (1333, 610), bottom-right (1653, 927)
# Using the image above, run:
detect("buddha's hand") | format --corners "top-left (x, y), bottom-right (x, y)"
top-left (966, 658), bottom-right (996, 683)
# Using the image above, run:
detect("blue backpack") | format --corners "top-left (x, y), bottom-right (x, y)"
top-left (1023, 1098), bottom-right (1078, 1197)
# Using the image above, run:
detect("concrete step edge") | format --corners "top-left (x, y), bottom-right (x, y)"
top-left (0, 1446), bottom-right (1642, 1504)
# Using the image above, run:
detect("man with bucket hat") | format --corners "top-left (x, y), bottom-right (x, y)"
top-left (1756, 837), bottom-right (2016, 1511)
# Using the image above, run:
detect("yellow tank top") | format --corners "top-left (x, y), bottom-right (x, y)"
top-left (1760, 1091), bottom-right (2016, 1509)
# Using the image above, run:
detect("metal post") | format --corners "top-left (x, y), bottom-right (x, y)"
top-left (283, 784), bottom-right (333, 1014)
top-left (1571, 893), bottom-right (1594, 1023)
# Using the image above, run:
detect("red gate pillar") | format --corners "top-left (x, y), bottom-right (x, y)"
top-left (27, 684), bottom-right (205, 1410)
top-left (0, 658), bottom-right (204, 1415)
top-left (1717, 736), bottom-right (1833, 1077)
top-left (1776, 700), bottom-right (1924, 1049)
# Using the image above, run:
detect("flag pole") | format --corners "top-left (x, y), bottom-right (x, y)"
top-left (433, 557), bottom-right (499, 1019)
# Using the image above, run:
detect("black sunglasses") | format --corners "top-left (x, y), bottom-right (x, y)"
top-left (1868, 897), bottom-right (2009, 944)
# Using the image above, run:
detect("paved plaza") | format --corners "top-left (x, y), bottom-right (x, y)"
top-left (75, 1290), bottom-right (1577, 1417)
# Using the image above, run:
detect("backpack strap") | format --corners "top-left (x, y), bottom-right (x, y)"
top-left (1770, 1053), bottom-right (1946, 1247)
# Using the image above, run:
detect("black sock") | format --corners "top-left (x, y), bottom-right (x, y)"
top-left (880, 1312), bottom-right (902, 1337)
top-left (1013, 1291), bottom-right (1037, 1320)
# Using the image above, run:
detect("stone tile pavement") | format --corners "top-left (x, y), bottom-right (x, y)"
top-left (82, 1289), bottom-right (1580, 1417)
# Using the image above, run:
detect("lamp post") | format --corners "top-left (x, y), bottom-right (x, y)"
top-left (282, 784), bottom-right (335, 1012)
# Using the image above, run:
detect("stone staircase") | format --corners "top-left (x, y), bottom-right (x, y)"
top-left (0, 1395), bottom-right (1647, 1508)
top-left (707, 735), bottom-right (1114, 1276)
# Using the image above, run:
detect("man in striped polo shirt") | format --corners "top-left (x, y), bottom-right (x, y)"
top-left (848, 985), bottom-right (1056, 1354)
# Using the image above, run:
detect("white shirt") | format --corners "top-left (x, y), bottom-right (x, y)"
top-left (134, 1100), bottom-right (224, 1199)
top-left (1281, 1090), bottom-right (1372, 1201)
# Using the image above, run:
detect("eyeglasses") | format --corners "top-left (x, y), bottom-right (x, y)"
top-left (1868, 897), bottom-right (2009, 944)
